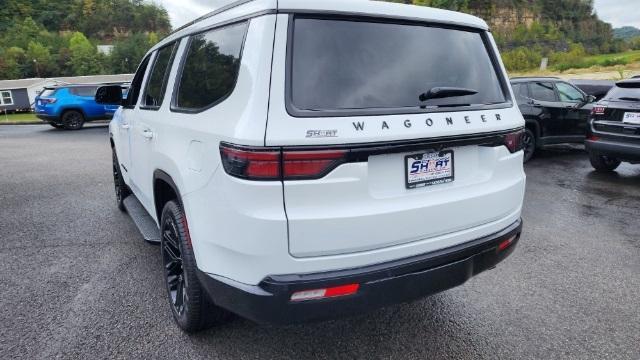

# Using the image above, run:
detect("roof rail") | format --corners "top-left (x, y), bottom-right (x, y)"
top-left (169, 0), bottom-right (256, 36)
top-left (510, 76), bottom-right (560, 80)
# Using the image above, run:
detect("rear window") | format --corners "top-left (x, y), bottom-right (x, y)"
top-left (40, 89), bottom-right (57, 97)
top-left (289, 18), bottom-right (507, 115)
top-left (604, 87), bottom-right (640, 101)
top-left (69, 87), bottom-right (98, 97)
top-left (174, 21), bottom-right (247, 111)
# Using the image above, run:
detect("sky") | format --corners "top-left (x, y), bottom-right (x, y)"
top-left (152, 0), bottom-right (639, 30)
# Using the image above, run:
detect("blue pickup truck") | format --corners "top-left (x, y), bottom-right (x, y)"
top-left (35, 84), bottom-right (127, 130)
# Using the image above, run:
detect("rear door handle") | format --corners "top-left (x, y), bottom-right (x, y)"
top-left (142, 129), bottom-right (154, 140)
top-left (121, 124), bottom-right (130, 129)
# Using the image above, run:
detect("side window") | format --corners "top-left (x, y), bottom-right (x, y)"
top-left (529, 82), bottom-right (557, 102)
top-left (174, 21), bottom-right (248, 111)
top-left (556, 82), bottom-right (584, 103)
top-left (512, 83), bottom-right (528, 104)
top-left (125, 56), bottom-right (151, 108)
top-left (142, 42), bottom-right (178, 109)
top-left (1, 91), bottom-right (13, 105)
top-left (70, 86), bottom-right (98, 97)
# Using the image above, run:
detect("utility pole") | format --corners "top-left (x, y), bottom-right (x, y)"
top-left (33, 59), bottom-right (41, 78)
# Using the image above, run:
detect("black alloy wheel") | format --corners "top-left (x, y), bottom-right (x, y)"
top-left (522, 128), bottom-right (536, 163)
top-left (62, 110), bottom-right (85, 130)
top-left (162, 214), bottom-right (187, 316)
top-left (160, 200), bottom-right (228, 332)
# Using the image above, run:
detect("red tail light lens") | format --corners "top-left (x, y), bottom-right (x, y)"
top-left (503, 130), bottom-right (524, 153)
top-left (283, 150), bottom-right (347, 179)
top-left (220, 146), bottom-right (280, 180)
top-left (591, 106), bottom-right (606, 115)
top-left (220, 143), bottom-right (348, 181)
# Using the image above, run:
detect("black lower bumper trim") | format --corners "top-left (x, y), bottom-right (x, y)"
top-left (586, 138), bottom-right (640, 161)
top-left (198, 219), bottom-right (523, 325)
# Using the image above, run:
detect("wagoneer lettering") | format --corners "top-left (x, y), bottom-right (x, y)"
top-left (102, 0), bottom-right (526, 332)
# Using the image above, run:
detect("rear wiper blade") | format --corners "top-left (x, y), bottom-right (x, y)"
top-left (419, 87), bottom-right (478, 102)
top-left (618, 97), bottom-right (640, 102)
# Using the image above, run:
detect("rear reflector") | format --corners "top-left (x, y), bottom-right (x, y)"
top-left (290, 284), bottom-right (360, 302)
top-left (498, 235), bottom-right (517, 252)
top-left (587, 134), bottom-right (600, 142)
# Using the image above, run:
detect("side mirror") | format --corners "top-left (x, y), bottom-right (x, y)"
top-left (95, 85), bottom-right (123, 105)
top-left (587, 95), bottom-right (596, 103)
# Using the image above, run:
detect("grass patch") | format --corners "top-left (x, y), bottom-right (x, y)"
top-left (0, 112), bottom-right (41, 123)
top-left (552, 50), bottom-right (640, 72)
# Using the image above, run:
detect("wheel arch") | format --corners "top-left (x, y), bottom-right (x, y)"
top-left (524, 120), bottom-right (541, 141)
top-left (153, 170), bottom-right (183, 223)
top-left (61, 107), bottom-right (88, 119)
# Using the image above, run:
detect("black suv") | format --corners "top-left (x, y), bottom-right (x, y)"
top-left (511, 77), bottom-right (596, 162)
top-left (585, 79), bottom-right (640, 171)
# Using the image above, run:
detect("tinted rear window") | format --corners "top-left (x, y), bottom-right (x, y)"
top-left (40, 89), bottom-right (57, 97)
top-left (290, 18), bottom-right (506, 114)
top-left (175, 22), bottom-right (247, 110)
top-left (604, 87), bottom-right (640, 101)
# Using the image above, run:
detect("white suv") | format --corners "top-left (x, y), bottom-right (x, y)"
top-left (98, 0), bottom-right (526, 332)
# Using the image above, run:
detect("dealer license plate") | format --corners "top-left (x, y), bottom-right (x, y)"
top-left (623, 112), bottom-right (640, 125)
top-left (405, 150), bottom-right (454, 189)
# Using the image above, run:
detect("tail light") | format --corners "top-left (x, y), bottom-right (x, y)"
top-left (220, 143), bottom-right (348, 181)
top-left (503, 129), bottom-right (524, 153)
top-left (591, 105), bottom-right (606, 115)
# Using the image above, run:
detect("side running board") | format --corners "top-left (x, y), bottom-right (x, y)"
top-left (123, 195), bottom-right (160, 244)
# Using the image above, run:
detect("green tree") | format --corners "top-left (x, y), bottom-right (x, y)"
top-left (68, 32), bottom-right (103, 75)
top-left (26, 41), bottom-right (53, 77)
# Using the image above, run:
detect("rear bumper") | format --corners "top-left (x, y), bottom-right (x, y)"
top-left (198, 218), bottom-right (522, 325)
top-left (36, 114), bottom-right (59, 122)
top-left (585, 138), bottom-right (640, 162)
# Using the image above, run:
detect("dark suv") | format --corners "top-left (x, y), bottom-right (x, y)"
top-left (511, 77), bottom-right (595, 162)
top-left (585, 79), bottom-right (640, 171)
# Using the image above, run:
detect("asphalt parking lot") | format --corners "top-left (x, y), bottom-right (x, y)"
top-left (1, 124), bottom-right (639, 359)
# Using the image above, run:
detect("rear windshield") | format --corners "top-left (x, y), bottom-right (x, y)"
top-left (604, 86), bottom-right (640, 101)
top-left (40, 89), bottom-right (57, 97)
top-left (289, 18), bottom-right (507, 115)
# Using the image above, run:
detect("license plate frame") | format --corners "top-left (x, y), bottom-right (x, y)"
top-left (623, 112), bottom-right (640, 125)
top-left (405, 150), bottom-right (454, 189)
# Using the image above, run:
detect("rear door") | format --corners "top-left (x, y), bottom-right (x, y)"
top-left (267, 15), bottom-right (525, 258)
top-left (528, 81), bottom-right (565, 137)
top-left (115, 56), bottom-right (151, 189)
top-left (70, 86), bottom-right (101, 118)
top-left (130, 42), bottom-right (178, 211)
top-left (555, 81), bottom-right (590, 137)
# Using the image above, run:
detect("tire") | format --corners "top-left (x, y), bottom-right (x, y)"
top-left (49, 123), bottom-right (65, 129)
top-left (589, 152), bottom-right (621, 172)
top-left (522, 128), bottom-right (536, 163)
top-left (160, 200), bottom-right (228, 332)
top-left (112, 149), bottom-right (130, 211)
top-left (62, 110), bottom-right (85, 130)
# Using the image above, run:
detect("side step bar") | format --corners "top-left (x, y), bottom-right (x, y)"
top-left (123, 195), bottom-right (160, 244)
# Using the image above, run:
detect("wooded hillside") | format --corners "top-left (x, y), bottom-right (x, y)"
top-left (0, 0), bottom-right (171, 80)
top-left (387, 0), bottom-right (637, 71)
